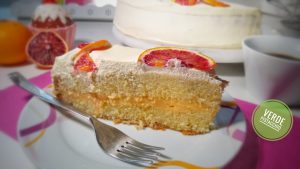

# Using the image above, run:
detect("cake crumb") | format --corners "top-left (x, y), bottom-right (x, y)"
top-left (136, 120), bottom-right (145, 130)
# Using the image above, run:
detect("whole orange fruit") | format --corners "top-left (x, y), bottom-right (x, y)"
top-left (0, 20), bottom-right (32, 65)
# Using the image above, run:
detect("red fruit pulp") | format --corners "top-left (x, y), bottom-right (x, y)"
top-left (74, 54), bottom-right (96, 72)
top-left (27, 31), bottom-right (67, 68)
top-left (142, 49), bottom-right (213, 71)
top-left (175, 0), bottom-right (199, 5)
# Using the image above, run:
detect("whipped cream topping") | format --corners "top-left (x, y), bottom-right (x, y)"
top-left (33, 4), bottom-right (70, 24)
top-left (89, 45), bottom-right (143, 65)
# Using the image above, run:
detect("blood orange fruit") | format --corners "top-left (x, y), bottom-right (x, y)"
top-left (74, 54), bottom-right (96, 72)
top-left (174, 0), bottom-right (229, 7)
top-left (74, 40), bottom-right (111, 59)
top-left (174, 0), bottom-right (200, 6)
top-left (203, 0), bottom-right (229, 7)
top-left (26, 31), bottom-right (68, 68)
top-left (73, 40), bottom-right (112, 72)
top-left (138, 47), bottom-right (216, 72)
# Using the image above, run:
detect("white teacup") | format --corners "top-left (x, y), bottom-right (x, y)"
top-left (242, 35), bottom-right (300, 106)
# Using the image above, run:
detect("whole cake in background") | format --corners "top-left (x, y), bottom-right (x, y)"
top-left (52, 40), bottom-right (228, 135)
top-left (113, 0), bottom-right (261, 49)
top-left (26, 0), bottom-right (76, 69)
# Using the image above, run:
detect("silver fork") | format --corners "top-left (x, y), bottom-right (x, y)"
top-left (9, 72), bottom-right (170, 167)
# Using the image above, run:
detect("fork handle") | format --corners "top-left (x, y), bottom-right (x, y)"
top-left (9, 72), bottom-right (91, 121)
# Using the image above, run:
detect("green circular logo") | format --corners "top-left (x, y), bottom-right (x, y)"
top-left (252, 100), bottom-right (293, 141)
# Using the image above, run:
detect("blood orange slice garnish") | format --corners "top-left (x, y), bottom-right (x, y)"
top-left (203, 0), bottom-right (229, 7)
top-left (138, 47), bottom-right (216, 71)
top-left (174, 0), bottom-right (229, 7)
top-left (74, 54), bottom-right (96, 72)
top-left (26, 31), bottom-right (68, 68)
top-left (77, 42), bottom-right (90, 48)
top-left (77, 40), bottom-right (112, 51)
top-left (174, 0), bottom-right (200, 6)
top-left (73, 40), bottom-right (111, 60)
top-left (73, 40), bottom-right (112, 72)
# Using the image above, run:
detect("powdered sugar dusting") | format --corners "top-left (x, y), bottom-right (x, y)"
top-left (52, 46), bottom-right (224, 93)
top-left (166, 58), bottom-right (185, 68)
top-left (93, 60), bottom-right (222, 86)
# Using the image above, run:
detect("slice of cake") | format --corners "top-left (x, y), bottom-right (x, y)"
top-left (52, 41), bottom-right (227, 135)
top-left (113, 0), bottom-right (261, 49)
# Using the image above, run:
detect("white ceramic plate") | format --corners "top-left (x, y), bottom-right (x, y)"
top-left (18, 91), bottom-right (246, 169)
top-left (113, 26), bottom-right (243, 64)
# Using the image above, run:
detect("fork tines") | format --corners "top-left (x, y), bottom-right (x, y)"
top-left (113, 139), bottom-right (170, 167)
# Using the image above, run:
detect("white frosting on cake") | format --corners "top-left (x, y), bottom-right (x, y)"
top-left (90, 45), bottom-right (143, 63)
top-left (33, 4), bottom-right (69, 24)
top-left (113, 0), bottom-right (261, 49)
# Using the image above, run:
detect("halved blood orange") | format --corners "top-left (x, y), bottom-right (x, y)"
top-left (138, 47), bottom-right (216, 71)
top-left (26, 31), bottom-right (68, 68)
top-left (73, 40), bottom-right (112, 72)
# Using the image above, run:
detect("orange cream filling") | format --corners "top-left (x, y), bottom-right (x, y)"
top-left (89, 93), bottom-right (213, 113)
